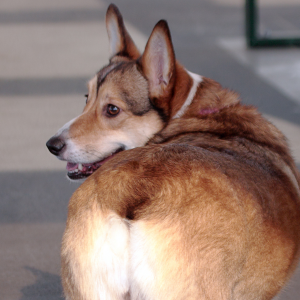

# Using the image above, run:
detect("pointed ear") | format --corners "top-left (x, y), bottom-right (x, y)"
top-left (106, 4), bottom-right (140, 59)
top-left (140, 20), bottom-right (176, 100)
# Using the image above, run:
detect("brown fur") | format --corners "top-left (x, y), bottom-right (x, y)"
top-left (55, 4), bottom-right (300, 300)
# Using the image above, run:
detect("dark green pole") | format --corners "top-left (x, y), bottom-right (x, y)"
top-left (245, 0), bottom-right (257, 47)
top-left (245, 0), bottom-right (300, 47)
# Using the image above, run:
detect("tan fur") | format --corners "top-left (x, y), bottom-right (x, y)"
top-left (48, 4), bottom-right (300, 300)
top-left (68, 68), bottom-right (164, 156)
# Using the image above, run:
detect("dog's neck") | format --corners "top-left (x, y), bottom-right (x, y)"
top-left (172, 71), bottom-right (203, 119)
top-left (170, 66), bottom-right (240, 120)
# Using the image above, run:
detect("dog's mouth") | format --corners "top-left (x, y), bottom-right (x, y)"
top-left (66, 148), bottom-right (124, 180)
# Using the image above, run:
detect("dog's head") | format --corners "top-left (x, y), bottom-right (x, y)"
top-left (46, 4), bottom-right (182, 180)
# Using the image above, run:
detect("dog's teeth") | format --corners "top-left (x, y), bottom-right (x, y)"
top-left (78, 163), bottom-right (83, 171)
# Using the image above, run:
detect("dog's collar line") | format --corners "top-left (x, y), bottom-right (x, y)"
top-left (172, 70), bottom-right (203, 119)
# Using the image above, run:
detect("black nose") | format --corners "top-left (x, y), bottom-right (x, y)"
top-left (46, 136), bottom-right (65, 156)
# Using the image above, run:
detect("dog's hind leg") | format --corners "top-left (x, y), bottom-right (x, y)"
top-left (61, 196), bottom-right (130, 300)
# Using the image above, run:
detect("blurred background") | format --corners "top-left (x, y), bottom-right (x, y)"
top-left (1, 0), bottom-right (300, 299)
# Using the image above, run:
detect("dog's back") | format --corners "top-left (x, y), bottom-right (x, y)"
top-left (62, 99), bottom-right (300, 300)
top-left (52, 4), bottom-right (300, 300)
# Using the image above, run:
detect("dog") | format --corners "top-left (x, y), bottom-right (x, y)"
top-left (46, 4), bottom-right (300, 300)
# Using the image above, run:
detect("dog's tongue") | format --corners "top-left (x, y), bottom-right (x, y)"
top-left (66, 162), bottom-right (95, 171)
top-left (66, 161), bottom-right (101, 172)
top-left (66, 162), bottom-right (78, 171)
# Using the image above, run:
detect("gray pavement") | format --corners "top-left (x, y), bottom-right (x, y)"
top-left (1, 0), bottom-right (300, 299)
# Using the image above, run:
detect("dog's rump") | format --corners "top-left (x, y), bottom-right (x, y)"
top-left (61, 138), bottom-right (300, 300)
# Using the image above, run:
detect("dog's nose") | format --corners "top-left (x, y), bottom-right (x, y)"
top-left (46, 137), bottom-right (65, 156)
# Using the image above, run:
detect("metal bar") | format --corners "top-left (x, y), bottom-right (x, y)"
top-left (251, 38), bottom-right (300, 47)
top-left (245, 0), bottom-right (257, 47)
top-left (245, 0), bottom-right (300, 48)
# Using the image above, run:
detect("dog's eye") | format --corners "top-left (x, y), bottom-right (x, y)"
top-left (84, 94), bottom-right (89, 104)
top-left (106, 104), bottom-right (120, 117)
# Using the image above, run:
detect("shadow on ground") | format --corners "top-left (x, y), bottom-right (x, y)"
top-left (20, 267), bottom-right (64, 300)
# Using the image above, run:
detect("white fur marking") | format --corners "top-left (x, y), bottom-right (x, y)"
top-left (92, 215), bottom-right (130, 300)
top-left (172, 70), bottom-right (203, 119)
top-left (281, 163), bottom-right (300, 198)
top-left (130, 222), bottom-right (156, 300)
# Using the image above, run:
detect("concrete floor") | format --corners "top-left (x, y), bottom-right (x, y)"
top-left (1, 0), bottom-right (300, 299)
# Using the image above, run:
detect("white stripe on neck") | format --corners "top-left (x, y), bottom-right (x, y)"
top-left (172, 70), bottom-right (203, 119)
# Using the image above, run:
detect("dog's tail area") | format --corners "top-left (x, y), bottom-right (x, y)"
top-left (61, 198), bottom-right (130, 300)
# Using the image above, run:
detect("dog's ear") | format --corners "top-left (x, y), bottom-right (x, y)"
top-left (140, 20), bottom-right (176, 102)
top-left (106, 4), bottom-right (140, 59)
